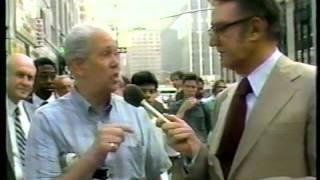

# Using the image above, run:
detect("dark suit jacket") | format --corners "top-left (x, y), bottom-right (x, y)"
top-left (7, 100), bottom-right (36, 180)
top-left (6, 153), bottom-right (15, 180)
top-left (178, 56), bottom-right (316, 180)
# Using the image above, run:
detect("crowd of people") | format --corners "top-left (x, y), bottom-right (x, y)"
top-left (6, 0), bottom-right (316, 179)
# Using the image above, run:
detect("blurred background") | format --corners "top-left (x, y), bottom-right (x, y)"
top-left (5, 0), bottom-right (317, 92)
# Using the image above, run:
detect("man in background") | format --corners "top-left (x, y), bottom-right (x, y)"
top-left (203, 79), bottom-right (227, 112)
top-left (6, 53), bottom-right (36, 180)
top-left (131, 70), bottom-right (168, 113)
top-left (169, 73), bottom-right (211, 143)
top-left (26, 57), bottom-right (57, 107)
top-left (113, 75), bottom-right (130, 97)
top-left (131, 70), bottom-right (180, 180)
top-left (169, 71), bottom-right (184, 101)
top-left (54, 75), bottom-right (74, 97)
top-left (196, 77), bottom-right (205, 100)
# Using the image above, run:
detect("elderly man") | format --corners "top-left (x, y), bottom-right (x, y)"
top-left (25, 24), bottom-right (171, 180)
top-left (160, 0), bottom-right (316, 179)
top-left (6, 53), bottom-right (36, 180)
top-left (54, 75), bottom-right (73, 97)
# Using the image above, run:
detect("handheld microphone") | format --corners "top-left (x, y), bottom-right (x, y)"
top-left (123, 84), bottom-right (170, 123)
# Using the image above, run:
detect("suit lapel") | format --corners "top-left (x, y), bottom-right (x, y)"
top-left (207, 85), bottom-right (238, 180)
top-left (209, 85), bottom-right (237, 154)
top-left (228, 56), bottom-right (302, 179)
top-left (22, 100), bottom-right (37, 122)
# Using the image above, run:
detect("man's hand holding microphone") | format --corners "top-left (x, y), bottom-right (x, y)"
top-left (122, 84), bottom-right (203, 160)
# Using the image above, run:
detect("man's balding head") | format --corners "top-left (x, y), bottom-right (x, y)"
top-left (7, 53), bottom-right (36, 103)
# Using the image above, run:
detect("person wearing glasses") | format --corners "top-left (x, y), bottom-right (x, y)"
top-left (159, 0), bottom-right (316, 180)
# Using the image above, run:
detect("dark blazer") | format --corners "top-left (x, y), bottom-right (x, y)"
top-left (6, 153), bottom-right (15, 180)
top-left (7, 100), bottom-right (36, 180)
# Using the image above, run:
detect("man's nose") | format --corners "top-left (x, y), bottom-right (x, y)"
top-left (22, 76), bottom-right (33, 87)
top-left (144, 94), bottom-right (151, 100)
top-left (111, 56), bottom-right (120, 69)
top-left (209, 32), bottom-right (218, 47)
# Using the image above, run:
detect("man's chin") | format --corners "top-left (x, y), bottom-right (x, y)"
top-left (17, 94), bottom-right (30, 100)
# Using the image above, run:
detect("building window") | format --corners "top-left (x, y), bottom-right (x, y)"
top-left (279, 1), bottom-right (288, 55)
top-left (294, 0), bottom-right (313, 64)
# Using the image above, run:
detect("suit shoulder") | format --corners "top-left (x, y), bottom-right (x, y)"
top-left (284, 57), bottom-right (316, 78)
top-left (295, 62), bottom-right (316, 77)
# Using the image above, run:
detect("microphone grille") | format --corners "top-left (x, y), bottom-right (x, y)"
top-left (123, 84), bottom-right (145, 107)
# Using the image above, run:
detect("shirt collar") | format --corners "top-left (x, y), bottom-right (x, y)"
top-left (247, 48), bottom-right (282, 96)
top-left (32, 93), bottom-right (56, 107)
top-left (70, 88), bottom-right (114, 116)
top-left (6, 96), bottom-right (18, 116)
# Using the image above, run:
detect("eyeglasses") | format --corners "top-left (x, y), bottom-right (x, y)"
top-left (208, 16), bottom-right (254, 34)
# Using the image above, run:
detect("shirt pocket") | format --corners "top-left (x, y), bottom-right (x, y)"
top-left (125, 144), bottom-right (146, 177)
top-left (107, 142), bottom-right (146, 179)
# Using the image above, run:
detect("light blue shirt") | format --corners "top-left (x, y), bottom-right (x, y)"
top-left (24, 89), bottom-right (171, 180)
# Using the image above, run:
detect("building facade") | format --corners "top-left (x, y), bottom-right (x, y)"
top-left (6, 0), bottom-right (83, 74)
top-left (126, 29), bottom-right (163, 80)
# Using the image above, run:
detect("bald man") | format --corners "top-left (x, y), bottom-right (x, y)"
top-left (54, 75), bottom-right (73, 97)
top-left (6, 53), bottom-right (36, 180)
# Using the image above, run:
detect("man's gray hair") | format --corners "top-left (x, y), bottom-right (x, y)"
top-left (63, 24), bottom-right (105, 64)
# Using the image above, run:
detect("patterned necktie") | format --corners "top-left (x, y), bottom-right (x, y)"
top-left (216, 78), bottom-right (252, 178)
top-left (14, 107), bottom-right (26, 166)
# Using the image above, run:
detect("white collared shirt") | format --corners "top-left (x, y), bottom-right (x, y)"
top-left (6, 96), bottom-right (27, 180)
top-left (6, 97), bottom-right (30, 136)
top-left (245, 48), bottom-right (282, 122)
top-left (32, 93), bottom-right (56, 108)
top-left (17, 101), bottom-right (31, 136)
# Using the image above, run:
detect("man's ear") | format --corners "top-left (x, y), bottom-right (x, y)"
top-left (68, 59), bottom-right (85, 78)
top-left (247, 17), bottom-right (268, 41)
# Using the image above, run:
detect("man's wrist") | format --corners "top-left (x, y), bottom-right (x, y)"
top-left (85, 148), bottom-right (107, 167)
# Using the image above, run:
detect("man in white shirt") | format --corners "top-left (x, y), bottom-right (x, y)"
top-left (6, 53), bottom-right (37, 180)
top-left (26, 57), bottom-right (57, 108)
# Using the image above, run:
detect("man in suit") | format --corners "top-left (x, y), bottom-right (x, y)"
top-left (160, 0), bottom-right (316, 179)
top-left (6, 53), bottom-right (37, 180)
